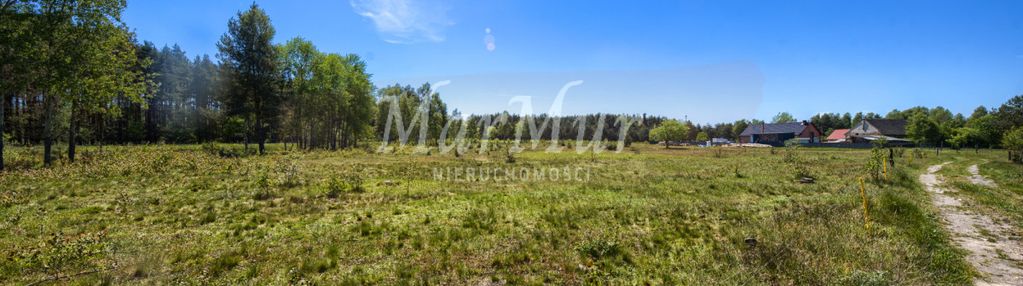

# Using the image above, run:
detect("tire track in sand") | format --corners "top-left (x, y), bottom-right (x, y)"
top-left (920, 163), bottom-right (1023, 285)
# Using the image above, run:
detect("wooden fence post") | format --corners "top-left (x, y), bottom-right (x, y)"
top-left (859, 177), bottom-right (870, 230)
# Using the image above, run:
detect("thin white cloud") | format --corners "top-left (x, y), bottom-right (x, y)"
top-left (350, 0), bottom-right (452, 44)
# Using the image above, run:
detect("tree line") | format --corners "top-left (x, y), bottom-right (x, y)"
top-left (896, 102), bottom-right (1022, 150)
top-left (1, 0), bottom-right (150, 169)
top-left (0, 2), bottom-right (386, 170)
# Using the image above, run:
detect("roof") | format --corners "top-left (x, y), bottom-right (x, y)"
top-left (864, 119), bottom-right (908, 136)
top-left (826, 129), bottom-right (849, 141)
top-left (739, 122), bottom-right (810, 136)
top-left (857, 135), bottom-right (912, 142)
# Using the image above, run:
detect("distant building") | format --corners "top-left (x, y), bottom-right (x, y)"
top-left (826, 129), bottom-right (850, 143)
top-left (702, 138), bottom-right (732, 147)
top-left (738, 121), bottom-right (822, 146)
top-left (847, 119), bottom-right (911, 144)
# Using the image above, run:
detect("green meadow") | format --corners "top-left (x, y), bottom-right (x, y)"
top-left (3, 143), bottom-right (1011, 285)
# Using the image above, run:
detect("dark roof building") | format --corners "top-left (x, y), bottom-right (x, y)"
top-left (853, 119), bottom-right (907, 137)
top-left (848, 119), bottom-right (909, 141)
top-left (845, 119), bottom-right (913, 146)
top-left (738, 121), bottom-right (822, 146)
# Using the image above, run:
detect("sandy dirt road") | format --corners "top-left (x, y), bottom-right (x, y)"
top-left (920, 163), bottom-right (1022, 285)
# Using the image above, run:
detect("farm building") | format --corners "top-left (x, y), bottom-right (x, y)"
top-left (701, 138), bottom-right (732, 147)
top-left (847, 119), bottom-right (911, 144)
top-left (711, 138), bottom-right (731, 145)
top-left (826, 129), bottom-right (850, 143)
top-left (738, 121), bottom-right (822, 146)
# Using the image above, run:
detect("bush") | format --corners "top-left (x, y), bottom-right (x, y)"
top-left (199, 205), bottom-right (217, 225)
top-left (864, 146), bottom-right (885, 182)
top-left (26, 232), bottom-right (110, 278)
top-left (793, 164), bottom-right (812, 180)
top-left (462, 207), bottom-right (498, 232)
top-left (575, 238), bottom-right (632, 266)
top-left (783, 148), bottom-right (799, 163)
top-left (911, 148), bottom-right (925, 159)
top-left (253, 189), bottom-right (274, 201)
top-left (1003, 127), bottom-right (1023, 163)
top-left (274, 160), bottom-right (302, 188)
top-left (893, 148), bottom-right (905, 158)
top-left (210, 251), bottom-right (243, 276)
top-left (325, 174), bottom-right (365, 198)
top-left (202, 142), bottom-right (240, 158)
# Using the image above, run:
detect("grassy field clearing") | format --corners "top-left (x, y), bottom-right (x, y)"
top-left (0, 143), bottom-right (981, 285)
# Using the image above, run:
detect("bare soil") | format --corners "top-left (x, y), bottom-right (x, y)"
top-left (968, 164), bottom-right (998, 188)
top-left (921, 163), bottom-right (1023, 285)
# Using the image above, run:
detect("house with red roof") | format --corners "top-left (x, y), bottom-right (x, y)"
top-left (826, 129), bottom-right (850, 143)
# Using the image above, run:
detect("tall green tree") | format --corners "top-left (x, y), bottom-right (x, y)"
top-left (421, 83), bottom-right (448, 144)
top-left (969, 105), bottom-right (989, 121)
top-left (278, 37), bottom-right (320, 149)
top-left (1003, 126), bottom-right (1023, 163)
top-left (907, 112), bottom-right (940, 146)
top-left (295, 52), bottom-right (376, 150)
top-left (341, 54), bottom-right (375, 148)
top-left (66, 18), bottom-right (150, 162)
top-left (995, 95), bottom-right (1023, 133)
top-left (947, 127), bottom-right (978, 149)
top-left (153, 45), bottom-right (193, 142)
top-left (841, 113), bottom-right (852, 128)
top-left (731, 120), bottom-right (749, 141)
top-left (649, 119), bottom-right (689, 148)
top-left (695, 131), bottom-right (709, 142)
top-left (852, 112), bottom-right (863, 126)
top-left (311, 53), bottom-right (348, 149)
top-left (966, 113), bottom-right (999, 147)
top-left (3, 0), bottom-right (148, 165)
top-left (190, 55), bottom-right (220, 142)
top-left (0, 0), bottom-right (32, 170)
top-left (376, 83), bottom-right (446, 146)
top-left (217, 3), bottom-right (280, 155)
top-left (772, 112), bottom-right (795, 123)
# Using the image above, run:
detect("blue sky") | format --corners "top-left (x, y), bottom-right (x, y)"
top-left (124, 0), bottom-right (1023, 124)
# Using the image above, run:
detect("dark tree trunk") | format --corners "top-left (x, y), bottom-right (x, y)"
top-left (243, 117), bottom-right (250, 153)
top-left (67, 99), bottom-right (80, 163)
top-left (309, 124), bottom-right (315, 150)
top-left (256, 114), bottom-right (265, 155)
top-left (303, 124), bottom-right (310, 150)
top-left (43, 94), bottom-right (55, 166)
top-left (98, 113), bottom-right (105, 153)
top-left (0, 92), bottom-right (5, 171)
